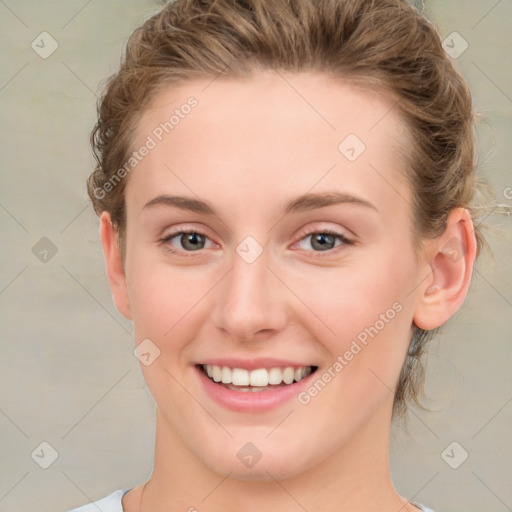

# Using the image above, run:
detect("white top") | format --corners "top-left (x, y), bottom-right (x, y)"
top-left (66, 489), bottom-right (436, 511)
top-left (66, 489), bottom-right (130, 511)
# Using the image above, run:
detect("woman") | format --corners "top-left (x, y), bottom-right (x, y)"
top-left (68, 0), bottom-right (484, 510)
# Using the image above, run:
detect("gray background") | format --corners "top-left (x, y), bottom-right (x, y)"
top-left (0, 1), bottom-right (511, 511)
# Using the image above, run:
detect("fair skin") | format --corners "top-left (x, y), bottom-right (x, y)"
top-left (100, 71), bottom-right (476, 512)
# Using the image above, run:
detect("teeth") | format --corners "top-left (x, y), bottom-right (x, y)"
top-left (249, 368), bottom-right (268, 387)
top-left (221, 366), bottom-right (231, 384)
top-left (232, 368), bottom-right (249, 386)
top-left (212, 365), bottom-right (222, 382)
top-left (202, 364), bottom-right (313, 388)
top-left (282, 367), bottom-right (295, 385)
top-left (268, 367), bottom-right (283, 385)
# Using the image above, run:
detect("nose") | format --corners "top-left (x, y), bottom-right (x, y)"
top-left (210, 242), bottom-right (289, 343)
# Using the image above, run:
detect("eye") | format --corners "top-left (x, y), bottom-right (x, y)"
top-left (294, 229), bottom-right (353, 254)
top-left (160, 228), bottom-right (214, 255)
top-left (160, 227), bottom-right (353, 257)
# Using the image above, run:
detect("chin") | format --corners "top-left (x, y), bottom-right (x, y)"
top-left (194, 434), bottom-right (320, 483)
top-left (203, 455), bottom-right (308, 482)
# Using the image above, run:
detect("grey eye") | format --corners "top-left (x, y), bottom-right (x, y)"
top-left (310, 233), bottom-right (337, 251)
top-left (296, 231), bottom-right (348, 252)
top-left (177, 232), bottom-right (206, 251)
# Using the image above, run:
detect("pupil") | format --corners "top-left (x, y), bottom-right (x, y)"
top-left (184, 233), bottom-right (203, 250)
top-left (313, 233), bottom-right (334, 251)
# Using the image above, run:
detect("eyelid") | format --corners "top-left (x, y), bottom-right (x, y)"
top-left (294, 224), bottom-right (353, 241)
top-left (160, 224), bottom-right (354, 257)
top-left (161, 225), bottom-right (211, 240)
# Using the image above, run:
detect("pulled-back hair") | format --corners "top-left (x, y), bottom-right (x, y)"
top-left (88, 0), bottom-right (484, 417)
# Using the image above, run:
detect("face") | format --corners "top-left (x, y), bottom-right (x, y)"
top-left (116, 71), bottom-right (426, 480)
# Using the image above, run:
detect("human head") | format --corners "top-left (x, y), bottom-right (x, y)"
top-left (88, 0), bottom-right (481, 418)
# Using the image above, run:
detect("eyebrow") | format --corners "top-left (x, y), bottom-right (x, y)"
top-left (143, 191), bottom-right (377, 215)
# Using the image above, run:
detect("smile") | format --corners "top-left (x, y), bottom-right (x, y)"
top-left (201, 364), bottom-right (316, 391)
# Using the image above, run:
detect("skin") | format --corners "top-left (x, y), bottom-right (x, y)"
top-left (99, 71), bottom-right (476, 512)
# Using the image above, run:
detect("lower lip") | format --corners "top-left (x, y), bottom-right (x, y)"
top-left (195, 366), bottom-right (315, 413)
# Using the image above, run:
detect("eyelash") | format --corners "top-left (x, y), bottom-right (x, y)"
top-left (159, 227), bottom-right (353, 258)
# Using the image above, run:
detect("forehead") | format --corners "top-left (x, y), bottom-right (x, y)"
top-left (127, 71), bottom-right (411, 219)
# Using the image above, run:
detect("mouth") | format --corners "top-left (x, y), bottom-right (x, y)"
top-left (197, 364), bottom-right (318, 392)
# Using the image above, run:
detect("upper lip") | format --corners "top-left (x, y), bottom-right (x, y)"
top-left (196, 358), bottom-right (316, 371)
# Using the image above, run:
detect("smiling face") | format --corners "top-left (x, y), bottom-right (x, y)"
top-left (104, 70), bottom-right (430, 480)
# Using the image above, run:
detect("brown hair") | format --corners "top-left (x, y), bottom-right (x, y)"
top-left (88, 0), bottom-right (484, 417)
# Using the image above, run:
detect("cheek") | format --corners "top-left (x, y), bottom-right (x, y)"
top-left (289, 267), bottom-right (415, 431)
top-left (291, 250), bottom-right (417, 380)
top-left (125, 251), bottom-right (218, 360)
top-left (126, 261), bottom-right (207, 407)
top-left (128, 269), bottom-right (193, 337)
top-left (296, 252), bottom-right (413, 330)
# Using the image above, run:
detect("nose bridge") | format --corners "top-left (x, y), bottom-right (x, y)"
top-left (211, 237), bottom-right (287, 340)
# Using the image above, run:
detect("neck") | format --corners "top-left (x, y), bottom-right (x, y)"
top-left (134, 400), bottom-right (416, 512)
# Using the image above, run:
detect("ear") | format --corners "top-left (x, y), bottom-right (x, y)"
top-left (413, 208), bottom-right (477, 331)
top-left (99, 212), bottom-right (132, 320)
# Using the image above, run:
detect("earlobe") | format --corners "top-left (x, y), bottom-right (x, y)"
top-left (99, 212), bottom-right (132, 320)
top-left (413, 208), bottom-right (477, 331)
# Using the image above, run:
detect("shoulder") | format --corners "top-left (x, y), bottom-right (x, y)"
top-left (65, 489), bottom-right (131, 512)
